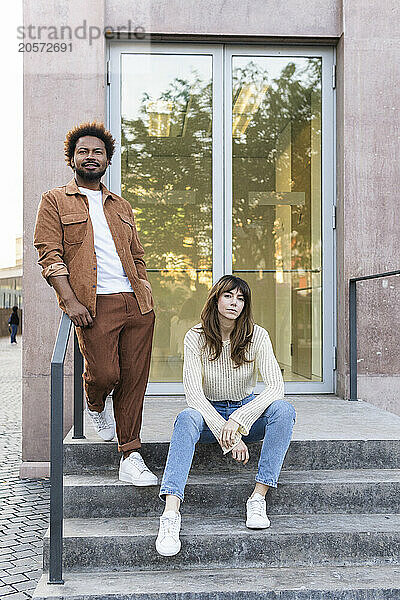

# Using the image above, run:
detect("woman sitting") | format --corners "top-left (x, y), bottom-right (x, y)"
top-left (156, 275), bottom-right (296, 556)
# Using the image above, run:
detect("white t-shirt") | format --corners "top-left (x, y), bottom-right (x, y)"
top-left (79, 187), bottom-right (134, 294)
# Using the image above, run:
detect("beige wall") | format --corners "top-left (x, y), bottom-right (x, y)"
top-left (106, 0), bottom-right (341, 37)
top-left (22, 0), bottom-right (400, 472)
top-left (336, 1), bottom-right (400, 405)
top-left (356, 276), bottom-right (400, 414)
top-left (22, 0), bottom-right (106, 474)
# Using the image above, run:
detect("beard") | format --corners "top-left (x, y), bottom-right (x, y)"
top-left (74, 165), bottom-right (108, 182)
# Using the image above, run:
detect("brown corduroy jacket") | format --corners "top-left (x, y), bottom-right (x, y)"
top-left (33, 178), bottom-right (154, 317)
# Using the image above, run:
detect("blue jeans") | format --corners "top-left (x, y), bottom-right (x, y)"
top-left (10, 324), bottom-right (17, 343)
top-left (159, 395), bottom-right (296, 502)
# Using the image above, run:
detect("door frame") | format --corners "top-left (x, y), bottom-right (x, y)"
top-left (107, 42), bottom-right (336, 395)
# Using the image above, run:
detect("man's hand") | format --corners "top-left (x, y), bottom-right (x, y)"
top-left (219, 417), bottom-right (240, 450)
top-left (139, 278), bottom-right (152, 292)
top-left (231, 440), bottom-right (249, 464)
top-left (64, 297), bottom-right (93, 328)
top-left (48, 275), bottom-right (93, 328)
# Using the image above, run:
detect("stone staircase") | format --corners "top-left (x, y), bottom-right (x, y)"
top-left (33, 396), bottom-right (400, 599)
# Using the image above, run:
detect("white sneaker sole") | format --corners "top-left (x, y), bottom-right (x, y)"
top-left (155, 540), bottom-right (181, 557)
top-left (246, 519), bottom-right (270, 529)
top-left (96, 431), bottom-right (116, 442)
top-left (119, 473), bottom-right (158, 487)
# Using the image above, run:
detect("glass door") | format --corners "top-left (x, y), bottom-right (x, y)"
top-left (109, 43), bottom-right (335, 394)
top-left (109, 44), bottom-right (224, 393)
top-left (225, 47), bottom-right (335, 393)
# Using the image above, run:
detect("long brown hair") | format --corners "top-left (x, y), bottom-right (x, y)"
top-left (199, 275), bottom-right (254, 367)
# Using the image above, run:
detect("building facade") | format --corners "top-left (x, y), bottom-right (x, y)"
top-left (22, 0), bottom-right (400, 475)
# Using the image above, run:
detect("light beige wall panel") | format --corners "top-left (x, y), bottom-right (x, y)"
top-left (358, 376), bottom-right (400, 417)
top-left (106, 0), bottom-right (342, 37)
top-left (337, 1), bottom-right (400, 406)
top-left (21, 375), bottom-right (73, 464)
top-left (23, 0), bottom-right (106, 468)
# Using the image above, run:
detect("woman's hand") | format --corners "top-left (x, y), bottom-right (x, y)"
top-left (231, 440), bottom-right (249, 464)
top-left (219, 417), bottom-right (240, 450)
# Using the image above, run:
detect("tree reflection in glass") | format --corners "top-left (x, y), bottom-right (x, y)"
top-left (120, 53), bottom-right (322, 383)
top-left (232, 57), bottom-right (322, 381)
top-left (121, 54), bottom-right (213, 381)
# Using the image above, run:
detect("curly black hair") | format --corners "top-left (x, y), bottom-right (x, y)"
top-left (64, 121), bottom-right (115, 167)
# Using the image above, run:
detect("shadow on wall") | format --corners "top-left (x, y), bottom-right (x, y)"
top-left (0, 308), bottom-right (22, 337)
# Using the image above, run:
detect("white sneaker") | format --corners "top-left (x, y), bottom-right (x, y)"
top-left (155, 510), bottom-right (182, 556)
top-left (119, 452), bottom-right (158, 486)
top-left (87, 406), bottom-right (116, 441)
top-left (246, 493), bottom-right (271, 529)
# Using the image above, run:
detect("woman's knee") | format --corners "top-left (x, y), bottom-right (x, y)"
top-left (175, 407), bottom-right (204, 432)
top-left (269, 400), bottom-right (296, 422)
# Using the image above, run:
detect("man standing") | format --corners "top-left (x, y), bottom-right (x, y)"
top-left (8, 306), bottom-right (20, 344)
top-left (34, 121), bottom-right (157, 486)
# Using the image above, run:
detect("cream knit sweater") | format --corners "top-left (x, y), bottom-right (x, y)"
top-left (183, 324), bottom-right (284, 453)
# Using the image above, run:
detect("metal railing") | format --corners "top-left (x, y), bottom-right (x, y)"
top-left (49, 312), bottom-right (85, 584)
top-left (349, 270), bottom-right (400, 401)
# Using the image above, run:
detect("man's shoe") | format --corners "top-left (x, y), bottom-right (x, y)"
top-left (246, 493), bottom-right (270, 529)
top-left (87, 407), bottom-right (116, 441)
top-left (156, 510), bottom-right (182, 556)
top-left (119, 452), bottom-right (158, 486)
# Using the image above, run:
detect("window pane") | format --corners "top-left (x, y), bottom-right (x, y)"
top-left (121, 53), bottom-right (213, 381)
top-left (232, 56), bottom-right (322, 381)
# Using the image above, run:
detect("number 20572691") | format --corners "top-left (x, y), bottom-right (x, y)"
top-left (18, 42), bottom-right (73, 52)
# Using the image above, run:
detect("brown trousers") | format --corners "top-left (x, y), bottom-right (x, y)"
top-left (75, 293), bottom-right (155, 454)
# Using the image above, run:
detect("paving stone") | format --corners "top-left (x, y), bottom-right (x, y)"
top-left (1, 572), bottom-right (29, 584)
top-left (26, 521), bottom-right (48, 528)
top-left (16, 537), bottom-right (41, 544)
top-left (0, 537), bottom-right (19, 544)
top-left (22, 569), bottom-right (42, 580)
top-left (0, 338), bottom-right (48, 598)
top-left (0, 555), bottom-right (16, 564)
top-left (0, 585), bottom-right (16, 595)
top-left (0, 539), bottom-right (20, 548)
top-left (14, 579), bottom-right (38, 592)
top-left (11, 558), bottom-right (41, 568)
top-left (12, 544), bottom-right (35, 553)
top-left (3, 565), bottom-right (33, 575)
top-left (13, 552), bottom-right (36, 561)
top-left (0, 562), bottom-right (15, 570)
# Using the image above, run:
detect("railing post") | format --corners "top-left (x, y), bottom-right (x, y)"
top-left (73, 330), bottom-right (85, 440)
top-left (49, 359), bottom-right (65, 584)
top-left (349, 278), bottom-right (358, 401)
top-left (49, 313), bottom-right (72, 585)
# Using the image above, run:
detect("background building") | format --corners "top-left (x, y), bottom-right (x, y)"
top-left (22, 0), bottom-right (400, 476)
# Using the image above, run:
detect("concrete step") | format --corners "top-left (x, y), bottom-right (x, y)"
top-left (33, 564), bottom-right (400, 599)
top-left (63, 468), bottom-right (400, 518)
top-left (64, 395), bottom-right (400, 474)
top-left (43, 513), bottom-right (400, 571)
top-left (63, 438), bottom-right (400, 474)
